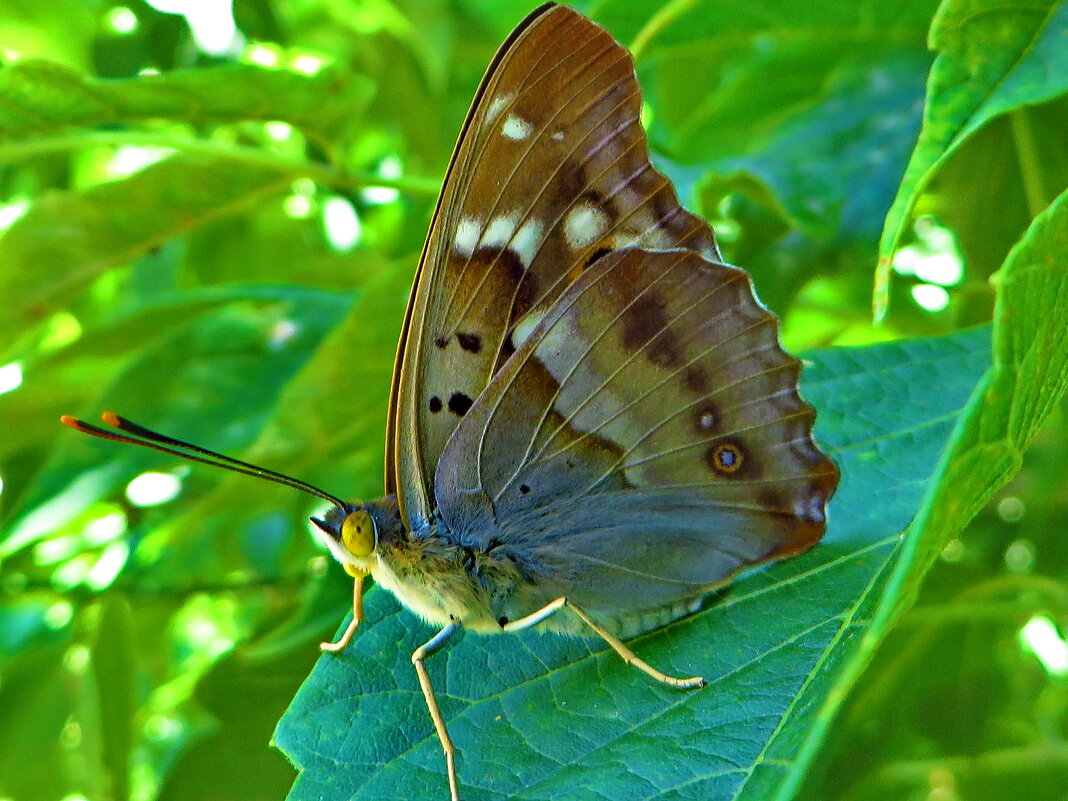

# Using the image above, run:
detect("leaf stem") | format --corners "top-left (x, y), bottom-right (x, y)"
top-left (1009, 106), bottom-right (1047, 217)
top-left (870, 743), bottom-right (1068, 789)
top-left (629, 0), bottom-right (698, 60)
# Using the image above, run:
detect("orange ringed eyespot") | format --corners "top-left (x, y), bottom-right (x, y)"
top-left (712, 444), bottom-right (743, 473)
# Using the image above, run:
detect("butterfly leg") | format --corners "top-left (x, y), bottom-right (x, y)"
top-left (504, 598), bottom-right (705, 689)
top-left (320, 573), bottom-right (365, 652)
top-left (412, 622), bottom-right (462, 801)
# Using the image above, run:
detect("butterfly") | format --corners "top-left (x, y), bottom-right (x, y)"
top-left (63, 3), bottom-right (839, 799)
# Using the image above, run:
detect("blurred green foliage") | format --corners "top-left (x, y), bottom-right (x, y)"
top-left (0, 1), bottom-right (1066, 801)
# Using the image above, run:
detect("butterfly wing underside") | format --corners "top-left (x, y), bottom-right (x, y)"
top-left (388, 3), bottom-right (720, 529)
top-left (435, 248), bottom-right (839, 630)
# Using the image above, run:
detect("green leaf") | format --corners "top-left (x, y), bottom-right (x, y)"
top-left (2, 283), bottom-right (353, 558)
top-left (897, 189), bottom-right (1068, 596)
top-left (0, 156), bottom-right (295, 344)
top-left (600, 0), bottom-right (938, 241)
top-left (777, 189), bottom-right (1068, 800)
top-left (275, 327), bottom-right (992, 800)
top-left (874, 0), bottom-right (1068, 318)
top-left (0, 60), bottom-right (374, 146)
top-left (92, 596), bottom-right (135, 801)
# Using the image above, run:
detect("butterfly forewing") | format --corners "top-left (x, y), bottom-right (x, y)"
top-left (435, 249), bottom-right (838, 628)
top-left (391, 4), bottom-right (719, 528)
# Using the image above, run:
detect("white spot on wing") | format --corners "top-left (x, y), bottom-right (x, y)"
top-left (510, 219), bottom-right (543, 268)
top-left (511, 308), bottom-right (546, 349)
top-left (480, 214), bottom-right (520, 249)
top-left (454, 217), bottom-right (481, 257)
top-left (551, 131), bottom-right (564, 141)
top-left (502, 114), bottom-right (532, 140)
top-left (486, 92), bottom-right (515, 122)
top-left (565, 203), bottom-right (608, 250)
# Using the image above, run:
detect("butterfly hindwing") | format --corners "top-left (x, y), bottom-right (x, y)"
top-left (434, 248), bottom-right (838, 627)
top-left (390, 4), bottom-right (719, 527)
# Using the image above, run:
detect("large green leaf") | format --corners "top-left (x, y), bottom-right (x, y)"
top-left (275, 326), bottom-right (990, 800)
top-left (598, 0), bottom-right (937, 243)
top-left (874, 0), bottom-right (1068, 318)
top-left (0, 156), bottom-right (295, 344)
top-left (0, 60), bottom-right (373, 146)
top-left (779, 189), bottom-right (1068, 800)
top-left (1, 283), bottom-right (353, 558)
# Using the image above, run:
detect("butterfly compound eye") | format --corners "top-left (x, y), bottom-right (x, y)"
top-left (341, 510), bottom-right (376, 557)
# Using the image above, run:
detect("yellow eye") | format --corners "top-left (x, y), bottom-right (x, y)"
top-left (341, 510), bottom-right (375, 557)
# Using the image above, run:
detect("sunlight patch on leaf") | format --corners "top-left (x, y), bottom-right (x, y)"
top-left (125, 472), bottom-right (183, 507)
top-left (0, 362), bottom-right (24, 394)
top-left (145, 0), bottom-right (241, 57)
top-left (104, 6), bottom-right (138, 36)
top-left (910, 283), bottom-right (950, 311)
top-left (1020, 615), bottom-right (1068, 677)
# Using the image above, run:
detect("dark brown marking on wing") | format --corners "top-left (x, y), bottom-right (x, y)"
top-left (756, 487), bottom-right (784, 512)
top-left (470, 245), bottom-right (540, 322)
top-left (684, 366), bottom-right (709, 394)
top-left (501, 332), bottom-right (516, 355)
top-left (647, 328), bottom-right (682, 368)
top-left (621, 293), bottom-right (669, 351)
top-left (457, 332), bottom-right (482, 353)
top-left (620, 292), bottom-right (683, 368)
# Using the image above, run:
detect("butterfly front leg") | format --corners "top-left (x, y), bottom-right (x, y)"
top-left (320, 572), bottom-right (366, 653)
top-left (503, 598), bottom-right (706, 690)
top-left (412, 621), bottom-right (462, 801)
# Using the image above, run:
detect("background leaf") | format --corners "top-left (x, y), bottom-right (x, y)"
top-left (0, 60), bottom-right (374, 146)
top-left (874, 0), bottom-right (1068, 317)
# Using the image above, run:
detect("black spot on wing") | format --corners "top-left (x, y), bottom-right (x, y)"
top-left (585, 246), bottom-right (611, 269)
top-left (428, 396), bottom-right (442, 413)
top-left (456, 332), bottom-right (482, 353)
top-left (448, 392), bottom-right (474, 417)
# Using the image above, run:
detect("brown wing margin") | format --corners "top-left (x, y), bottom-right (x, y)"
top-left (382, 3), bottom-right (559, 512)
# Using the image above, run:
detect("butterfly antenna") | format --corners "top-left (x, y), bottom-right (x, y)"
top-left (60, 412), bottom-right (347, 508)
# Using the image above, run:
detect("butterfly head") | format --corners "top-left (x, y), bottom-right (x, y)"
top-left (309, 503), bottom-right (378, 577)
